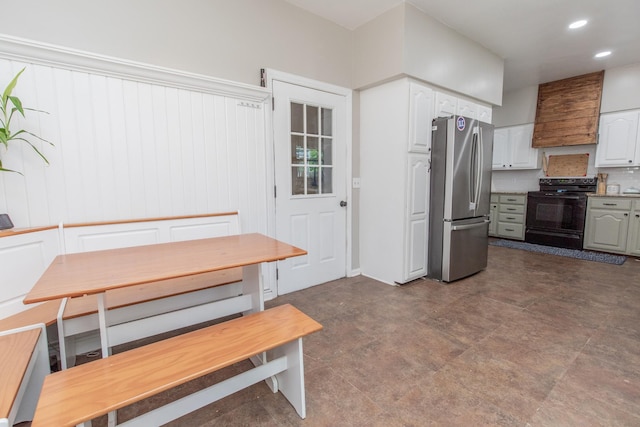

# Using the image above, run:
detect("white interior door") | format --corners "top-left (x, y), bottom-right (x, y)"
top-left (273, 80), bottom-right (347, 294)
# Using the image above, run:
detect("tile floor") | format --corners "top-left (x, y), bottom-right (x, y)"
top-left (85, 245), bottom-right (640, 426)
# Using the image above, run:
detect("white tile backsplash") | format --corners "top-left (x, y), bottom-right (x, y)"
top-left (491, 144), bottom-right (640, 193)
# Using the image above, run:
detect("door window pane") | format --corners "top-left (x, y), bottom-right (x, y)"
top-left (291, 103), bottom-right (304, 133)
top-left (321, 108), bottom-right (332, 136)
top-left (321, 138), bottom-right (332, 165)
top-left (291, 135), bottom-right (304, 164)
top-left (292, 167), bottom-right (305, 195)
top-left (307, 167), bottom-right (319, 194)
top-left (321, 168), bottom-right (333, 194)
top-left (306, 105), bottom-right (319, 135)
top-left (307, 137), bottom-right (319, 165)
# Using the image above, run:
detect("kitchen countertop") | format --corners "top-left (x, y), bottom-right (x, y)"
top-left (491, 191), bottom-right (529, 195)
top-left (587, 193), bottom-right (640, 198)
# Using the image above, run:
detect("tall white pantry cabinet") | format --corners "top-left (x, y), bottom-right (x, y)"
top-left (360, 79), bottom-right (433, 285)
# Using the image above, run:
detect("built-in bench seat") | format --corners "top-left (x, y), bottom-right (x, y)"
top-left (0, 324), bottom-right (50, 427)
top-left (0, 300), bottom-right (61, 332)
top-left (58, 267), bottom-right (244, 367)
top-left (32, 304), bottom-right (322, 427)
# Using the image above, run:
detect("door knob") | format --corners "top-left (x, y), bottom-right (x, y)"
top-left (340, 200), bottom-right (347, 207)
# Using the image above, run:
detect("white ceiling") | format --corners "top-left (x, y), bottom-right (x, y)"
top-left (284, 0), bottom-right (640, 92)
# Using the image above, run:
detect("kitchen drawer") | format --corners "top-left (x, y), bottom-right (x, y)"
top-left (498, 212), bottom-right (523, 223)
top-left (498, 222), bottom-right (524, 239)
top-left (589, 198), bottom-right (632, 210)
top-left (499, 194), bottom-right (525, 205)
top-left (499, 204), bottom-right (525, 214)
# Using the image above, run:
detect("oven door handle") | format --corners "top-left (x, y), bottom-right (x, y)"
top-left (539, 193), bottom-right (582, 200)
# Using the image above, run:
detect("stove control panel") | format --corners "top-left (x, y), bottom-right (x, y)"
top-left (539, 177), bottom-right (597, 186)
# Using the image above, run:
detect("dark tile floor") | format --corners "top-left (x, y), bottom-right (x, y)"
top-left (89, 245), bottom-right (640, 426)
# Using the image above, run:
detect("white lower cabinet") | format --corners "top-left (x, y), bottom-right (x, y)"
top-left (584, 197), bottom-right (640, 255)
top-left (360, 78), bottom-right (432, 285)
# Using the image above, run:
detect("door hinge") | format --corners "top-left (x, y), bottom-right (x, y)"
top-left (274, 185), bottom-right (277, 198)
top-left (272, 97), bottom-right (275, 111)
top-left (276, 268), bottom-right (279, 280)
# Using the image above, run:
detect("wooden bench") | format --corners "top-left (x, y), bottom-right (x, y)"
top-left (0, 324), bottom-right (50, 427)
top-left (0, 300), bottom-right (60, 332)
top-left (31, 304), bottom-right (322, 427)
top-left (58, 267), bottom-right (244, 368)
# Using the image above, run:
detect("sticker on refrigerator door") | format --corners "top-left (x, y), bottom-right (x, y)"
top-left (456, 116), bottom-right (465, 131)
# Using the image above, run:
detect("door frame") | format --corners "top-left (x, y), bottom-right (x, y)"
top-left (263, 69), bottom-right (354, 298)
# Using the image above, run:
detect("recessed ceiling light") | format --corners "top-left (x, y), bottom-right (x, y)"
top-left (595, 51), bottom-right (611, 58)
top-left (569, 20), bottom-right (588, 29)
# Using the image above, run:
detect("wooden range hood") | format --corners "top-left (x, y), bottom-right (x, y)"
top-left (532, 71), bottom-right (604, 148)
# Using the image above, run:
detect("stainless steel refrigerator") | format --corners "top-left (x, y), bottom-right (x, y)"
top-left (428, 115), bottom-right (494, 282)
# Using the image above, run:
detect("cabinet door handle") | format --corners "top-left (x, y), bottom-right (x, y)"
top-left (505, 228), bottom-right (515, 232)
top-left (636, 214), bottom-right (640, 218)
top-left (507, 208), bottom-right (516, 211)
top-left (506, 198), bottom-right (517, 201)
top-left (624, 213), bottom-right (628, 217)
top-left (603, 203), bottom-right (617, 206)
top-left (506, 216), bottom-right (516, 220)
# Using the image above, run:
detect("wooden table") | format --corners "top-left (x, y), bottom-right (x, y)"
top-left (24, 233), bottom-right (306, 358)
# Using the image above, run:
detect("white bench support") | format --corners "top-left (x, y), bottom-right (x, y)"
top-left (0, 324), bottom-right (50, 427)
top-left (117, 338), bottom-right (305, 426)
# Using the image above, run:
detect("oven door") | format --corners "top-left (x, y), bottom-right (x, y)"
top-left (525, 191), bottom-right (588, 249)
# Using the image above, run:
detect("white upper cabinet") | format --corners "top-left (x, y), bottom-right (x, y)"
top-left (434, 92), bottom-right (457, 118)
top-left (435, 91), bottom-right (492, 124)
top-left (492, 124), bottom-right (540, 170)
top-left (408, 83), bottom-right (434, 153)
top-left (596, 110), bottom-right (640, 167)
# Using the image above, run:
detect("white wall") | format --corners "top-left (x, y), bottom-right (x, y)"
top-left (492, 63), bottom-right (640, 192)
top-left (353, 3), bottom-right (504, 105)
top-left (403, 4), bottom-right (504, 106)
top-left (0, 0), bottom-right (354, 89)
top-left (0, 43), bottom-right (270, 233)
top-left (353, 4), bottom-right (405, 90)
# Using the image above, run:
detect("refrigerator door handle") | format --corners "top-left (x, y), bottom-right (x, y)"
top-left (475, 126), bottom-right (484, 210)
top-left (450, 219), bottom-right (490, 231)
top-left (470, 131), bottom-right (478, 207)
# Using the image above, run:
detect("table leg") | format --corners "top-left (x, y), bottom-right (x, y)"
top-left (241, 263), bottom-right (264, 315)
top-left (242, 263), bottom-right (277, 392)
top-left (97, 293), bottom-right (118, 426)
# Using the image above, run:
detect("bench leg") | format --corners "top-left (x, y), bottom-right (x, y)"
top-left (272, 338), bottom-right (307, 419)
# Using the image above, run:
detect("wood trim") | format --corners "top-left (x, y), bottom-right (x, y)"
top-left (0, 225), bottom-right (57, 239)
top-left (0, 212), bottom-right (238, 238)
top-left (0, 35), bottom-right (269, 102)
top-left (532, 71), bottom-right (604, 148)
top-left (63, 211), bottom-right (239, 229)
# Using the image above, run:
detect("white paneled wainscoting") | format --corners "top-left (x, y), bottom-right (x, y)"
top-left (0, 35), bottom-right (271, 235)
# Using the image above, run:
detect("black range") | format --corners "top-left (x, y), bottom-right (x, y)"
top-left (525, 177), bottom-right (597, 250)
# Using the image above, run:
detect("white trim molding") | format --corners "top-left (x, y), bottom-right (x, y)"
top-left (0, 34), bottom-right (269, 102)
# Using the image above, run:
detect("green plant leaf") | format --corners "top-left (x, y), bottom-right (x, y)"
top-left (11, 135), bottom-right (50, 165)
top-left (8, 96), bottom-right (24, 116)
top-left (1, 67), bottom-right (25, 103)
